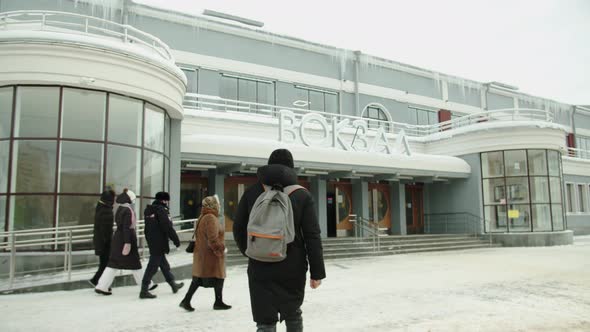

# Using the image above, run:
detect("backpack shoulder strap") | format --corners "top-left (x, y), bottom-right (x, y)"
top-left (284, 184), bottom-right (306, 196)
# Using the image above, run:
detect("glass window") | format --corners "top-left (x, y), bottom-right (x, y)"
top-left (182, 69), bottom-right (198, 94)
top-left (325, 93), bottom-right (338, 114)
top-left (0, 87), bottom-right (13, 139)
top-left (548, 151), bottom-right (560, 176)
top-left (57, 195), bottom-right (97, 227)
top-left (549, 177), bottom-right (562, 203)
top-left (61, 88), bottom-right (106, 140)
top-left (506, 177), bottom-right (529, 204)
top-left (15, 87), bottom-right (59, 138)
top-left (220, 76), bottom-right (238, 100)
top-left (428, 111), bottom-right (438, 125)
top-left (59, 141), bottom-right (103, 193)
top-left (481, 152), bottom-right (504, 178)
top-left (0, 196), bottom-right (6, 232)
top-left (143, 151), bottom-right (164, 197)
top-left (552, 204), bottom-right (564, 230)
top-left (532, 204), bottom-right (552, 231)
top-left (566, 183), bottom-right (574, 212)
top-left (10, 195), bottom-right (54, 230)
top-left (0, 141), bottom-right (9, 193)
top-left (238, 79), bottom-right (257, 103)
top-left (164, 115), bottom-right (170, 157)
top-left (577, 184), bottom-right (588, 213)
top-left (164, 157), bottom-right (169, 192)
top-left (144, 104), bottom-right (165, 152)
top-left (364, 106), bottom-right (390, 131)
top-left (528, 150), bottom-right (548, 176)
top-left (417, 109), bottom-right (429, 126)
top-left (483, 178), bottom-right (506, 205)
top-left (485, 205), bottom-right (507, 232)
top-left (295, 88), bottom-right (308, 107)
top-left (11, 141), bottom-right (57, 193)
top-left (309, 90), bottom-right (325, 112)
top-left (107, 95), bottom-right (143, 146)
top-left (257, 81), bottom-right (274, 106)
top-left (106, 145), bottom-right (141, 195)
top-left (504, 150), bottom-right (528, 177)
top-left (530, 177), bottom-right (550, 203)
top-left (508, 204), bottom-right (531, 232)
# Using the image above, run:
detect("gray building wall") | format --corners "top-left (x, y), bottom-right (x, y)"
top-left (564, 174), bottom-right (590, 235)
top-left (361, 65), bottom-right (441, 99)
top-left (487, 92), bottom-right (513, 110)
top-left (448, 83), bottom-right (481, 108)
top-left (574, 112), bottom-right (590, 131)
top-left (426, 154), bottom-right (484, 234)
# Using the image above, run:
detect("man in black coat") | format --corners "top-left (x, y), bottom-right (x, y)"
top-left (140, 191), bottom-right (184, 299)
top-left (234, 149), bottom-right (326, 332)
top-left (89, 189), bottom-right (116, 286)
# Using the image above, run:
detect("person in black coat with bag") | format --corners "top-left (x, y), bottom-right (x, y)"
top-left (89, 189), bottom-right (116, 287)
top-left (139, 191), bottom-right (184, 299)
top-left (95, 189), bottom-right (155, 295)
top-left (233, 149), bottom-right (326, 332)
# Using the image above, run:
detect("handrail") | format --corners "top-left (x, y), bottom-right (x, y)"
top-left (0, 217), bottom-right (198, 288)
top-left (349, 214), bottom-right (385, 252)
top-left (566, 147), bottom-right (590, 160)
top-left (423, 212), bottom-right (493, 246)
top-left (0, 10), bottom-right (174, 63)
top-left (184, 93), bottom-right (555, 138)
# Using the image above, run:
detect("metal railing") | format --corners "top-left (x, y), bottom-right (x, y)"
top-left (183, 93), bottom-right (555, 138)
top-left (424, 212), bottom-right (493, 246)
top-left (0, 217), bottom-right (197, 289)
top-left (567, 147), bottom-right (590, 160)
top-left (0, 10), bottom-right (174, 63)
top-left (349, 214), bottom-right (388, 252)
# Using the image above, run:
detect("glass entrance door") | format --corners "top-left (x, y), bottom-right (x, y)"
top-left (368, 183), bottom-right (391, 232)
top-left (405, 183), bottom-right (424, 234)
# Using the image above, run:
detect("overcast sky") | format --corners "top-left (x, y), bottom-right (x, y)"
top-left (135, 0), bottom-right (589, 105)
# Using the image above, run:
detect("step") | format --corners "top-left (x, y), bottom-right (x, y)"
top-left (322, 237), bottom-right (485, 249)
top-left (322, 240), bottom-right (490, 255)
top-left (323, 243), bottom-right (500, 260)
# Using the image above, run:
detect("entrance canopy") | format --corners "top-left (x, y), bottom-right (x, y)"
top-left (182, 134), bottom-right (471, 180)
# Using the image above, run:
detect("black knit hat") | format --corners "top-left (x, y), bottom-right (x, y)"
top-left (268, 149), bottom-right (294, 168)
top-left (100, 190), bottom-right (115, 204)
top-left (155, 191), bottom-right (170, 201)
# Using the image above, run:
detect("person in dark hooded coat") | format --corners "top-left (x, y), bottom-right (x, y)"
top-left (233, 149), bottom-right (326, 332)
top-left (95, 189), bottom-right (154, 295)
top-left (139, 191), bottom-right (184, 299)
top-left (89, 189), bottom-right (116, 286)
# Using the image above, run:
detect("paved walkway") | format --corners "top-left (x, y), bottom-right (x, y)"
top-left (1, 237), bottom-right (589, 331)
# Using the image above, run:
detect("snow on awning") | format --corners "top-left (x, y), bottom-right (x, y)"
top-left (182, 134), bottom-right (471, 178)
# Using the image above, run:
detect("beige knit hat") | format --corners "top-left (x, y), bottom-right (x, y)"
top-left (202, 195), bottom-right (220, 212)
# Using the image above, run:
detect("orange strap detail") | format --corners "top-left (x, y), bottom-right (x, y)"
top-left (248, 232), bottom-right (283, 240)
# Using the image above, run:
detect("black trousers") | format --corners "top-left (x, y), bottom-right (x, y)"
top-left (141, 255), bottom-right (174, 290)
top-left (90, 252), bottom-right (109, 285)
top-left (249, 277), bottom-right (305, 325)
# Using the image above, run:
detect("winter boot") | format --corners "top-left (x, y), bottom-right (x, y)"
top-left (94, 288), bottom-right (112, 296)
top-left (139, 290), bottom-right (156, 299)
top-left (285, 317), bottom-right (303, 332)
top-left (213, 285), bottom-right (232, 310)
top-left (169, 281), bottom-right (184, 294)
top-left (256, 324), bottom-right (277, 332)
top-left (179, 299), bottom-right (195, 312)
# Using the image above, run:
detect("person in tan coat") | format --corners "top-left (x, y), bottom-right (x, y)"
top-left (179, 195), bottom-right (231, 312)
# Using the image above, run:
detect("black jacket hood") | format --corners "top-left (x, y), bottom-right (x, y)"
top-left (257, 164), bottom-right (297, 187)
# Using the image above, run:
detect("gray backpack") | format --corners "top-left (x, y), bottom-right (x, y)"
top-left (245, 184), bottom-right (304, 262)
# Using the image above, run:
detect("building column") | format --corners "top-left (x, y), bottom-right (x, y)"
top-left (310, 177), bottom-right (327, 238)
top-left (391, 182), bottom-right (407, 235)
top-left (208, 170), bottom-right (225, 224)
top-left (169, 118), bottom-right (181, 218)
top-left (352, 179), bottom-right (369, 236)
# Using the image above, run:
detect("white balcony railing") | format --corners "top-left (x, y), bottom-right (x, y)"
top-left (183, 93), bottom-right (555, 138)
top-left (567, 147), bottom-right (590, 160)
top-left (0, 10), bottom-right (174, 63)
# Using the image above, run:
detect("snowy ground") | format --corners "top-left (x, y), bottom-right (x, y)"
top-left (1, 237), bottom-right (590, 332)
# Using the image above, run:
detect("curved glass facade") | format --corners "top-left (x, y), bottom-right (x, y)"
top-left (481, 149), bottom-right (565, 233)
top-left (0, 86), bottom-right (171, 232)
